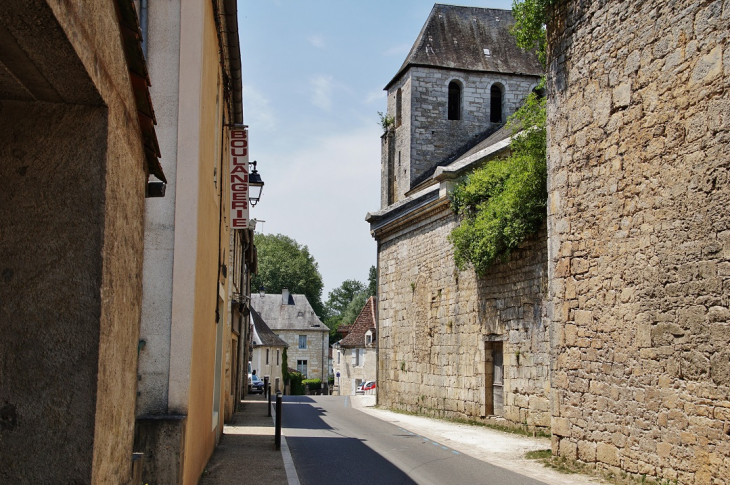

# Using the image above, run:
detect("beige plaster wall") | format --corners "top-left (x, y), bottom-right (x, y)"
top-left (0, 1), bottom-right (148, 483)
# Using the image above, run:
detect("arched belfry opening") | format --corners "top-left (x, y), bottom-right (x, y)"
top-left (448, 81), bottom-right (461, 120)
top-left (490, 84), bottom-right (503, 123)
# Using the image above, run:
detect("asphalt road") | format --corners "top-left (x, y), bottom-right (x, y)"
top-left (281, 395), bottom-right (548, 485)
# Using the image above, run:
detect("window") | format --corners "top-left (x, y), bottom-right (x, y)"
top-left (352, 348), bottom-right (364, 367)
top-left (395, 88), bottom-right (402, 127)
top-left (266, 349), bottom-right (269, 365)
top-left (490, 84), bottom-right (503, 123)
top-left (298, 335), bottom-right (307, 349)
top-left (277, 350), bottom-right (280, 366)
top-left (448, 81), bottom-right (461, 120)
top-left (337, 351), bottom-right (341, 364)
top-left (297, 360), bottom-right (308, 378)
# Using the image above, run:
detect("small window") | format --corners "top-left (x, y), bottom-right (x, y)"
top-left (266, 349), bottom-right (269, 365)
top-left (337, 351), bottom-right (341, 364)
top-left (490, 84), bottom-right (503, 123)
top-left (366, 334), bottom-right (372, 345)
top-left (277, 350), bottom-right (280, 366)
top-left (395, 88), bottom-right (402, 127)
top-left (298, 335), bottom-right (307, 349)
top-left (297, 360), bottom-right (308, 378)
top-left (448, 81), bottom-right (461, 120)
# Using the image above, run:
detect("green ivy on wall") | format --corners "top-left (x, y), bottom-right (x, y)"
top-left (448, 82), bottom-right (547, 275)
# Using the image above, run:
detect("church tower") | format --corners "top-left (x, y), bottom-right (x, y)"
top-left (380, 4), bottom-right (543, 209)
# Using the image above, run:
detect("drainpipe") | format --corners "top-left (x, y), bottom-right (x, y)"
top-left (140, 0), bottom-right (148, 57)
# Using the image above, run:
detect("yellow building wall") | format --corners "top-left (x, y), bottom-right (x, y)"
top-left (181, 2), bottom-right (231, 483)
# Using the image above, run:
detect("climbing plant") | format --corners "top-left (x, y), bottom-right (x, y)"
top-left (447, 0), bottom-right (551, 275)
top-left (448, 81), bottom-right (547, 275)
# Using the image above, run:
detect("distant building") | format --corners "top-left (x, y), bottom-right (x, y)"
top-left (366, 4), bottom-right (549, 430)
top-left (333, 297), bottom-right (378, 395)
top-left (250, 307), bottom-right (288, 386)
top-left (250, 290), bottom-right (329, 381)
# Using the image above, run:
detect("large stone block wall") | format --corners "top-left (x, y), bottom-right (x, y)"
top-left (546, 1), bottom-right (730, 482)
top-left (377, 206), bottom-right (549, 428)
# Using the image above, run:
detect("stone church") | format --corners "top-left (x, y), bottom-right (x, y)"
top-left (366, 4), bottom-right (547, 429)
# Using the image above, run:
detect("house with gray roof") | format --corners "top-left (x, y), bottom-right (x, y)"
top-left (250, 307), bottom-right (288, 388)
top-left (366, 4), bottom-right (550, 431)
top-left (250, 289), bottom-right (329, 381)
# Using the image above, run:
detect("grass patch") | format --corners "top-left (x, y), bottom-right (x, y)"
top-left (525, 449), bottom-right (552, 460)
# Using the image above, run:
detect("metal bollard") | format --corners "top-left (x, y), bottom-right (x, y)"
top-left (274, 376), bottom-right (280, 393)
top-left (263, 376), bottom-right (269, 398)
top-left (267, 384), bottom-right (272, 417)
top-left (275, 392), bottom-right (282, 451)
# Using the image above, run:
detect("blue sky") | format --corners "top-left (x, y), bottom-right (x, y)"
top-left (239, 0), bottom-right (515, 297)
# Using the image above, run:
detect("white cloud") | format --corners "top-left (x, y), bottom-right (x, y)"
top-left (310, 75), bottom-right (334, 111)
top-left (307, 34), bottom-right (326, 48)
top-left (383, 43), bottom-right (411, 57)
top-left (248, 125), bottom-right (382, 295)
top-left (242, 84), bottom-right (277, 131)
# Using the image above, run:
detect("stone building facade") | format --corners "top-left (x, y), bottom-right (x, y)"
top-left (250, 290), bottom-right (330, 381)
top-left (546, 0), bottom-right (730, 482)
top-left (368, 3), bottom-right (548, 431)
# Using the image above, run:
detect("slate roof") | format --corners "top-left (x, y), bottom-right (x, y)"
top-left (250, 307), bottom-right (288, 348)
top-left (385, 4), bottom-right (543, 90)
top-left (249, 293), bottom-right (328, 332)
top-left (339, 297), bottom-right (377, 348)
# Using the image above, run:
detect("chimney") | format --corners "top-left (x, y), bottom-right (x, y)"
top-left (282, 288), bottom-right (290, 305)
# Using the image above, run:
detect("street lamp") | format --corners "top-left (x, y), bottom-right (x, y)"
top-left (259, 285), bottom-right (266, 298)
top-left (249, 160), bottom-right (264, 206)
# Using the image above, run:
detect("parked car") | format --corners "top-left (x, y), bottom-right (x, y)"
top-left (250, 374), bottom-right (265, 394)
top-left (361, 381), bottom-right (376, 391)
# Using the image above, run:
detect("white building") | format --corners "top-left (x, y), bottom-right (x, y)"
top-left (333, 297), bottom-right (378, 395)
top-left (250, 307), bottom-right (288, 386)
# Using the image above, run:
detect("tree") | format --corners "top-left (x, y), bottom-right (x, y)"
top-left (323, 279), bottom-right (365, 320)
top-left (252, 233), bottom-right (325, 317)
top-left (367, 265), bottom-right (377, 297)
top-left (510, 0), bottom-right (551, 68)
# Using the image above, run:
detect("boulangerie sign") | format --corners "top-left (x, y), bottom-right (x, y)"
top-left (229, 126), bottom-right (249, 229)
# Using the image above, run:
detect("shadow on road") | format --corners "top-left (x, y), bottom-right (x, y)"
top-left (286, 436), bottom-right (418, 485)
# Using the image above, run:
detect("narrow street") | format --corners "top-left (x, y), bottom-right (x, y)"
top-left (281, 395), bottom-right (548, 485)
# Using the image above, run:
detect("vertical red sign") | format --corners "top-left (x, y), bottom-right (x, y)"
top-left (229, 127), bottom-right (249, 229)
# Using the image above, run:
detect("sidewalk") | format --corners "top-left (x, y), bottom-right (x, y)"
top-left (353, 395), bottom-right (604, 485)
top-left (199, 395), bottom-right (289, 485)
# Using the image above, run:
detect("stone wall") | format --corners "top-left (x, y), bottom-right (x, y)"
top-left (278, 330), bottom-right (329, 381)
top-left (546, 1), bottom-right (730, 482)
top-left (377, 204), bottom-right (549, 428)
top-left (406, 68), bottom-right (539, 192)
top-left (334, 347), bottom-right (377, 395)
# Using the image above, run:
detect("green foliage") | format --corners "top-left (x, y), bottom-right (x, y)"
top-left (367, 265), bottom-right (377, 297)
top-left (252, 233), bottom-right (325, 316)
top-left (302, 378), bottom-right (321, 391)
top-left (510, 0), bottom-right (552, 67)
top-left (281, 347), bottom-right (289, 382)
top-left (378, 111), bottom-right (395, 132)
top-left (448, 83), bottom-right (547, 275)
top-left (323, 267), bottom-right (375, 342)
top-left (288, 371), bottom-right (304, 395)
